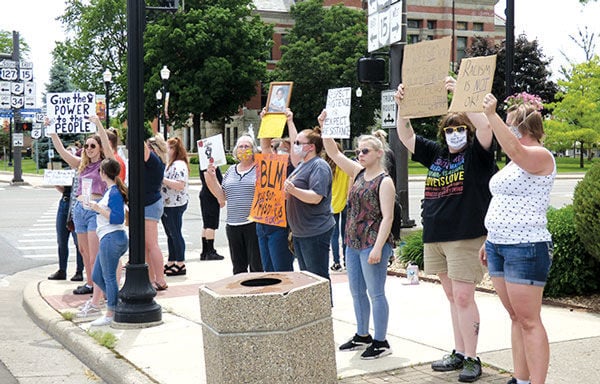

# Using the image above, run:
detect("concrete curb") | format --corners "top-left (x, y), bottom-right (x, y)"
top-left (22, 281), bottom-right (157, 384)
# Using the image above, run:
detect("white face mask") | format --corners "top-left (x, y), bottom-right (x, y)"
top-left (445, 130), bottom-right (467, 152)
top-left (509, 125), bottom-right (523, 139)
top-left (293, 143), bottom-right (308, 159)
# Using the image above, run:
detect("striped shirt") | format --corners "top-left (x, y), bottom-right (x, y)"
top-left (222, 164), bottom-right (257, 225)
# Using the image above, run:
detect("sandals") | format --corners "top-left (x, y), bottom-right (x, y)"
top-left (165, 264), bottom-right (187, 276)
top-left (164, 264), bottom-right (175, 274)
top-left (154, 282), bottom-right (168, 291)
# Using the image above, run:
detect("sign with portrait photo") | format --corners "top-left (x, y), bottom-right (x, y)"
top-left (197, 134), bottom-right (227, 171)
top-left (266, 82), bottom-right (293, 113)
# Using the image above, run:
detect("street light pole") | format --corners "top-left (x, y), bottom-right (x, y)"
top-left (155, 89), bottom-right (162, 135)
top-left (159, 65), bottom-right (170, 140)
top-left (103, 69), bottom-right (112, 129)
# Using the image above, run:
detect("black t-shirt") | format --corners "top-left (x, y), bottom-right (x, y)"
top-left (199, 166), bottom-right (222, 203)
top-left (412, 135), bottom-right (496, 243)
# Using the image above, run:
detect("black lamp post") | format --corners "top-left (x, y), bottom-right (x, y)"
top-left (159, 65), bottom-right (170, 140)
top-left (155, 89), bottom-right (162, 135)
top-left (103, 69), bottom-right (112, 129)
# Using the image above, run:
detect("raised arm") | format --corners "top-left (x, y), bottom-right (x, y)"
top-left (445, 77), bottom-right (493, 150)
top-left (48, 133), bottom-right (80, 170)
top-left (318, 110), bottom-right (362, 179)
top-left (393, 84), bottom-right (416, 153)
top-left (88, 115), bottom-right (114, 160)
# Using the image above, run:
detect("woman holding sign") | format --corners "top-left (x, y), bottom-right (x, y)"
top-left (394, 82), bottom-right (496, 382)
top-left (48, 115), bottom-right (113, 314)
top-left (321, 110), bottom-right (396, 360)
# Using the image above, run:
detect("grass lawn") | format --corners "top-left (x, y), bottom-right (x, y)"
top-left (3, 155), bottom-right (594, 179)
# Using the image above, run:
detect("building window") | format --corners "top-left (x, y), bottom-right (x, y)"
top-left (408, 34), bottom-right (420, 44)
top-left (426, 35), bottom-right (434, 40)
top-left (281, 33), bottom-right (289, 46)
top-left (427, 20), bottom-right (436, 30)
top-left (407, 19), bottom-right (421, 29)
top-left (456, 36), bottom-right (467, 63)
top-left (456, 21), bottom-right (467, 31)
top-left (473, 22), bottom-right (484, 32)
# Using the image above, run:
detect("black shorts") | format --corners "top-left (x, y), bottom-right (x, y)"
top-left (200, 196), bottom-right (220, 229)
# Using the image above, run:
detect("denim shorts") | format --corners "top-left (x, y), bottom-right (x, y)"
top-left (145, 198), bottom-right (164, 222)
top-left (73, 200), bottom-right (98, 234)
top-left (485, 240), bottom-right (553, 287)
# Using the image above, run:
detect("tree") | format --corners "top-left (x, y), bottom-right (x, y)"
top-left (549, 57), bottom-right (600, 167)
top-left (269, 0), bottom-right (374, 136)
top-left (0, 30), bottom-right (30, 58)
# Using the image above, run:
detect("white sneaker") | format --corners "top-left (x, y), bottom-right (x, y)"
top-left (76, 300), bottom-right (102, 318)
top-left (90, 316), bottom-right (113, 326)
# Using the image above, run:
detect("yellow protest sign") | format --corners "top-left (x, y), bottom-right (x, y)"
top-left (449, 55), bottom-right (497, 113)
top-left (249, 153), bottom-right (288, 227)
top-left (257, 113), bottom-right (287, 139)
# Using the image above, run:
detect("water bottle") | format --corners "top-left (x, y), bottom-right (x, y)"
top-left (406, 263), bottom-right (419, 285)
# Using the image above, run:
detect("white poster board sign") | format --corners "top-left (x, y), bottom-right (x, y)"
top-left (43, 169), bottom-right (75, 186)
top-left (46, 92), bottom-right (97, 134)
top-left (197, 134), bottom-right (227, 171)
top-left (322, 87), bottom-right (352, 138)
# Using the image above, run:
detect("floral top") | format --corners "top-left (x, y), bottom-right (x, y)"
top-left (344, 171), bottom-right (393, 249)
top-left (161, 160), bottom-right (189, 207)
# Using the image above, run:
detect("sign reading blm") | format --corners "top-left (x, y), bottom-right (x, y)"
top-left (47, 92), bottom-right (97, 134)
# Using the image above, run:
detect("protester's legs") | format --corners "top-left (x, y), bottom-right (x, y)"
top-left (145, 219), bottom-right (166, 286)
top-left (345, 247), bottom-right (370, 336)
top-left (268, 226), bottom-right (294, 272)
top-left (93, 231), bottom-right (128, 312)
top-left (162, 204), bottom-right (187, 264)
top-left (56, 197), bottom-right (70, 271)
top-left (361, 243), bottom-right (392, 341)
top-left (256, 223), bottom-right (274, 272)
top-left (225, 225), bottom-right (250, 274)
top-left (160, 212), bottom-right (176, 263)
top-left (292, 227), bottom-right (333, 280)
top-left (331, 213), bottom-right (341, 264)
top-left (243, 222), bottom-right (262, 272)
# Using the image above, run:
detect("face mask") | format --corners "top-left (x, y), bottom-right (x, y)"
top-left (445, 131), bottom-right (467, 151)
top-left (237, 148), bottom-right (253, 161)
top-left (509, 125), bottom-right (523, 139)
top-left (293, 143), bottom-right (308, 158)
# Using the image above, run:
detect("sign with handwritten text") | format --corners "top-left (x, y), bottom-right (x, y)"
top-left (43, 169), bottom-right (75, 186)
top-left (322, 87), bottom-right (352, 138)
top-left (249, 153), bottom-right (288, 227)
top-left (46, 92), bottom-right (97, 134)
top-left (449, 55), bottom-right (497, 113)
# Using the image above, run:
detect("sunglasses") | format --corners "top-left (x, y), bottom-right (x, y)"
top-left (294, 141), bottom-right (310, 146)
top-left (84, 143), bottom-right (97, 149)
top-left (443, 125), bottom-right (467, 135)
top-left (355, 148), bottom-right (371, 156)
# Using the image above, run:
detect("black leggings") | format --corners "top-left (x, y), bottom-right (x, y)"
top-left (225, 222), bottom-right (263, 274)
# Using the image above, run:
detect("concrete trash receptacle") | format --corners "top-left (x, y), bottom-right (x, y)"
top-left (199, 271), bottom-right (337, 384)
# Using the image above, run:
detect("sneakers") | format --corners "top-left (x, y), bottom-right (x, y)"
top-left (70, 272), bottom-right (84, 282)
top-left (330, 263), bottom-right (343, 272)
top-left (506, 378), bottom-right (517, 384)
top-left (76, 300), bottom-right (102, 318)
top-left (48, 270), bottom-right (66, 280)
top-left (458, 357), bottom-right (482, 382)
top-left (339, 334), bottom-right (373, 351)
top-left (204, 250), bottom-right (224, 260)
top-left (73, 284), bottom-right (93, 295)
top-left (90, 316), bottom-right (113, 326)
top-left (360, 339), bottom-right (392, 360)
top-left (431, 350), bottom-right (464, 371)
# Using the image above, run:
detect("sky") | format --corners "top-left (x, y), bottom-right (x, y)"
top-left (2, 0), bottom-right (600, 107)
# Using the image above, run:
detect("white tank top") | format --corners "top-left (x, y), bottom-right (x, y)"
top-left (485, 154), bottom-right (556, 244)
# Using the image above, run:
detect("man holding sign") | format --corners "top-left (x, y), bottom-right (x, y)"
top-left (394, 79), bottom-right (496, 383)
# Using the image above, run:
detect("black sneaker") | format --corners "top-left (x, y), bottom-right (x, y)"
top-left (458, 357), bottom-right (482, 382)
top-left (330, 263), bottom-right (343, 272)
top-left (70, 272), bottom-right (83, 282)
top-left (48, 270), bottom-right (66, 280)
top-left (339, 334), bottom-right (373, 351)
top-left (431, 349), bottom-right (464, 371)
top-left (506, 378), bottom-right (517, 384)
top-left (205, 250), bottom-right (224, 260)
top-left (73, 284), bottom-right (93, 295)
top-left (360, 339), bottom-right (392, 360)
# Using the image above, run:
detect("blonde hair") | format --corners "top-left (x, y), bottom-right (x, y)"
top-left (147, 135), bottom-right (167, 164)
top-left (358, 134), bottom-right (387, 170)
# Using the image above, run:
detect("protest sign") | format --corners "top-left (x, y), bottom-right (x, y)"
top-left (43, 169), bottom-right (75, 186)
top-left (322, 87), bottom-right (352, 138)
top-left (258, 113), bottom-right (287, 138)
top-left (46, 92), bottom-right (97, 134)
top-left (197, 134), bottom-right (227, 171)
top-left (449, 55), bottom-right (497, 113)
top-left (399, 36), bottom-right (451, 118)
top-left (249, 153), bottom-right (288, 227)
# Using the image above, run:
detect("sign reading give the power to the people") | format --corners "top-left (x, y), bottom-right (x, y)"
top-left (47, 92), bottom-right (97, 134)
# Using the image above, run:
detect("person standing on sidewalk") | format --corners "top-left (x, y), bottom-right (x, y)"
top-left (321, 112), bottom-right (396, 360)
top-left (480, 94), bottom-right (555, 384)
top-left (394, 83), bottom-right (496, 382)
top-left (198, 168), bottom-right (225, 261)
top-left (325, 141), bottom-right (349, 272)
top-left (161, 137), bottom-right (190, 276)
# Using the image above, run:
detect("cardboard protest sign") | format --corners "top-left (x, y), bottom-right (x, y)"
top-left (399, 36), bottom-right (451, 118)
top-left (258, 113), bottom-right (287, 139)
top-left (449, 55), bottom-right (497, 113)
top-left (322, 87), bottom-right (352, 138)
top-left (197, 134), bottom-right (227, 171)
top-left (43, 169), bottom-right (75, 186)
top-left (249, 153), bottom-right (288, 227)
top-left (46, 92), bottom-right (97, 134)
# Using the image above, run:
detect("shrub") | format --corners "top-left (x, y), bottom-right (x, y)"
top-left (545, 205), bottom-right (600, 297)
top-left (189, 155), bottom-right (199, 164)
top-left (573, 162), bottom-right (600, 262)
top-left (396, 229), bottom-right (424, 270)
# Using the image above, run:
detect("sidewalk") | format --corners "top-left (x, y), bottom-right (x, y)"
top-left (23, 252), bottom-right (600, 384)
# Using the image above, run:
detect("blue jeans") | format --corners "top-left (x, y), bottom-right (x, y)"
top-left (485, 240), bottom-right (553, 287)
top-left (331, 208), bottom-right (347, 265)
top-left (256, 223), bottom-right (294, 272)
top-left (293, 227), bottom-right (333, 280)
top-left (345, 243), bottom-right (392, 341)
top-left (161, 203), bottom-right (188, 262)
top-left (73, 200), bottom-right (98, 234)
top-left (92, 230), bottom-right (128, 311)
top-left (57, 197), bottom-right (83, 272)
